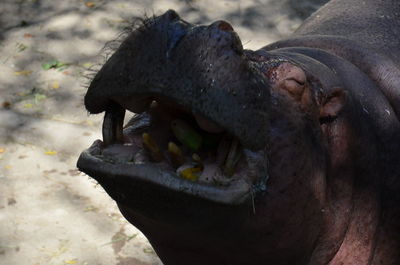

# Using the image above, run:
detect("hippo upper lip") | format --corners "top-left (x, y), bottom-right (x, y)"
top-left (83, 12), bottom-right (270, 150)
top-left (84, 55), bottom-right (270, 150)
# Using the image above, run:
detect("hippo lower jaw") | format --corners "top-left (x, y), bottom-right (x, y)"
top-left (77, 94), bottom-right (268, 207)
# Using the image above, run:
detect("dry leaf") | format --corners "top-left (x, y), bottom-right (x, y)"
top-left (84, 205), bottom-right (98, 212)
top-left (44, 150), bottom-right (57, 155)
top-left (0, 148), bottom-right (5, 154)
top-left (143, 247), bottom-right (155, 254)
top-left (23, 103), bottom-right (33, 108)
top-left (52, 81), bottom-right (60, 89)
top-left (85, 2), bottom-right (95, 7)
top-left (83, 120), bottom-right (94, 126)
top-left (24, 33), bottom-right (34, 38)
top-left (16, 43), bottom-right (27, 52)
top-left (64, 259), bottom-right (78, 264)
top-left (4, 165), bottom-right (12, 170)
top-left (16, 92), bottom-right (28, 96)
top-left (34, 93), bottom-right (47, 103)
top-left (14, 70), bottom-right (32, 76)
top-left (2, 101), bottom-right (11, 109)
top-left (82, 62), bottom-right (93, 68)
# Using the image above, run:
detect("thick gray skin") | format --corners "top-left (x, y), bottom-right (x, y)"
top-left (263, 0), bottom-right (400, 264)
top-left (78, 1), bottom-right (400, 265)
top-left (267, 0), bottom-right (400, 117)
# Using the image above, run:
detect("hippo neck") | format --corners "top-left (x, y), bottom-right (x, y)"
top-left (263, 35), bottom-right (400, 121)
top-left (294, 0), bottom-right (400, 63)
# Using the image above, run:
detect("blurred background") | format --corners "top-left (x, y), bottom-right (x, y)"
top-left (0, 0), bottom-right (327, 264)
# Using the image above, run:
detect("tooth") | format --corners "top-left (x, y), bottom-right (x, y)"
top-left (102, 102), bottom-right (126, 146)
top-left (223, 139), bottom-right (242, 177)
top-left (192, 153), bottom-right (201, 163)
top-left (168, 142), bottom-right (185, 168)
top-left (177, 163), bottom-right (202, 181)
top-left (142, 133), bottom-right (163, 162)
top-left (216, 135), bottom-right (231, 165)
top-left (171, 119), bottom-right (203, 151)
top-left (150, 100), bottom-right (158, 108)
top-left (192, 153), bottom-right (204, 170)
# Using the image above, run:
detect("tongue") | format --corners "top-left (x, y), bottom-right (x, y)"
top-left (194, 114), bottom-right (224, 133)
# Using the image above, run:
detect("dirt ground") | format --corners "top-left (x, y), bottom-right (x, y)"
top-left (0, 0), bottom-right (327, 264)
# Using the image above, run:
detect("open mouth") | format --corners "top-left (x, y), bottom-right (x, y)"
top-left (78, 94), bottom-right (269, 205)
top-left (77, 12), bottom-right (272, 206)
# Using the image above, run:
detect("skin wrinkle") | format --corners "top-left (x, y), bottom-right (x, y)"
top-left (266, 36), bottom-right (400, 121)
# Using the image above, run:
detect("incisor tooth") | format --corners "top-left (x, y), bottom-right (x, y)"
top-left (216, 135), bottom-right (231, 166)
top-left (224, 139), bottom-right (241, 177)
top-left (168, 142), bottom-right (185, 168)
top-left (177, 164), bottom-right (202, 181)
top-left (142, 133), bottom-right (163, 162)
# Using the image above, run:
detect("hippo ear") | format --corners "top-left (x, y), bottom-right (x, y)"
top-left (319, 88), bottom-right (346, 124)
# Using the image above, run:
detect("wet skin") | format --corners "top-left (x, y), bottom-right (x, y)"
top-left (78, 1), bottom-right (400, 264)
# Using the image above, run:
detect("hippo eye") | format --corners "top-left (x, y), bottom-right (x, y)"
top-left (265, 62), bottom-right (307, 101)
top-left (280, 78), bottom-right (305, 100)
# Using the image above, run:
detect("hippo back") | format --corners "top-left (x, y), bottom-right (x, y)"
top-left (294, 0), bottom-right (400, 63)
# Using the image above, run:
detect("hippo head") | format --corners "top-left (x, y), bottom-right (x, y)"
top-left (78, 10), bottom-right (351, 265)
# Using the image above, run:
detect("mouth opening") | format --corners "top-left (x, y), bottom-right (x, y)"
top-left (79, 94), bottom-right (268, 205)
top-left (107, 94), bottom-right (267, 183)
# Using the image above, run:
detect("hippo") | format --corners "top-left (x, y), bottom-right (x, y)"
top-left (77, 0), bottom-right (400, 264)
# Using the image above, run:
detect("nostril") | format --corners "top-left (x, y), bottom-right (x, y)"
top-left (216, 20), bottom-right (234, 32)
top-left (164, 9), bottom-right (180, 21)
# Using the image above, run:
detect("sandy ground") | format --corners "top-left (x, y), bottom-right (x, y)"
top-left (0, 0), bottom-right (327, 264)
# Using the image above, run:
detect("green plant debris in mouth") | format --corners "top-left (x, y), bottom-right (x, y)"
top-left (93, 96), bottom-right (268, 191)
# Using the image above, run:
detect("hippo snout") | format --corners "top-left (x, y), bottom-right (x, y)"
top-left (84, 10), bottom-right (270, 151)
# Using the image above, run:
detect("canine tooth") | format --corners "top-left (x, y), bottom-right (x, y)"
top-left (223, 139), bottom-right (242, 177)
top-left (168, 142), bottom-right (185, 167)
top-left (142, 133), bottom-right (163, 162)
top-left (171, 119), bottom-right (203, 151)
top-left (177, 164), bottom-right (202, 181)
top-left (150, 100), bottom-right (158, 108)
top-left (102, 102), bottom-right (125, 146)
top-left (216, 135), bottom-right (231, 165)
